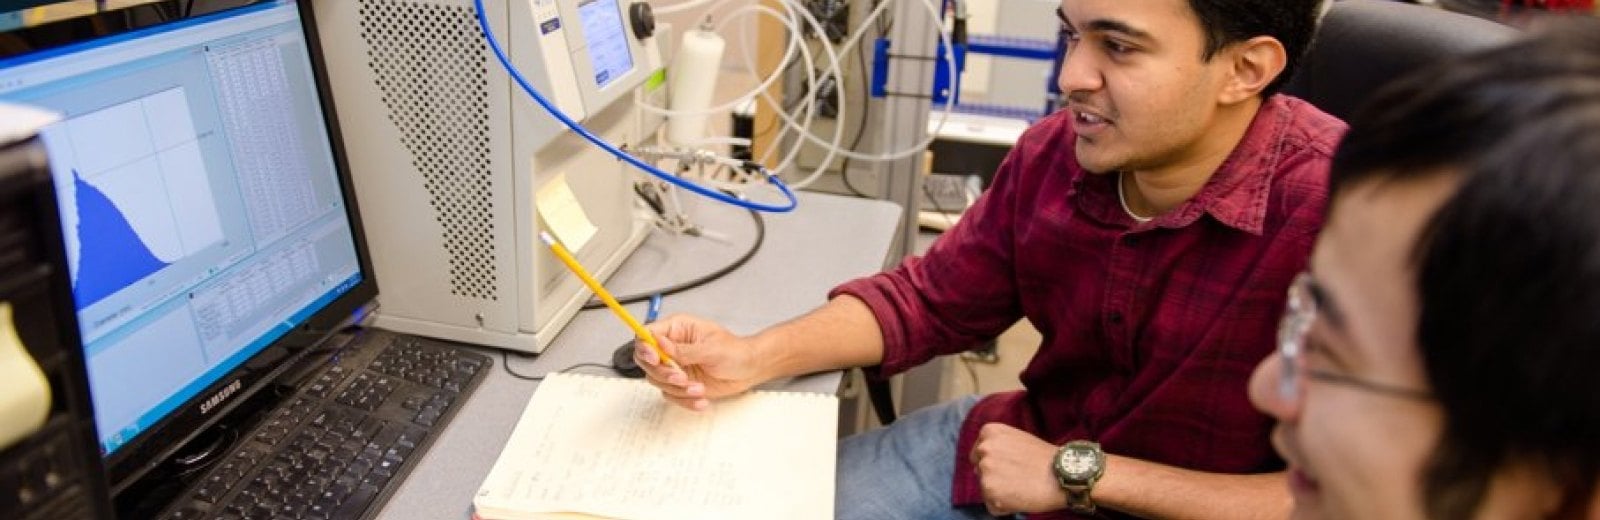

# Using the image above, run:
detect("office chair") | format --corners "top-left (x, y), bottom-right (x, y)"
top-left (1283, 0), bottom-right (1519, 121)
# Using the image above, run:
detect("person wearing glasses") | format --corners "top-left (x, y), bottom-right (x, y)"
top-left (1249, 22), bottom-right (1600, 520)
top-left (637, 0), bottom-right (1342, 518)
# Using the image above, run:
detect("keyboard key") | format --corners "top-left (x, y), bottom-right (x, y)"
top-left (306, 501), bottom-right (333, 519)
top-left (195, 480), bottom-right (226, 503)
top-left (395, 428), bottom-right (423, 448)
top-left (333, 484), bottom-right (382, 518)
top-left (385, 446), bottom-right (412, 463)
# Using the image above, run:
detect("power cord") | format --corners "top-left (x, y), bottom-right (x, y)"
top-left (839, 8), bottom-right (879, 198)
top-left (581, 205), bottom-right (766, 308)
top-left (501, 353), bottom-right (619, 381)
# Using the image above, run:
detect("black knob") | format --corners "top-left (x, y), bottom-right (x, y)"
top-left (629, 2), bottom-right (656, 40)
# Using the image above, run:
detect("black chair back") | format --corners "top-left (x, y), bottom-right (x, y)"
top-left (1285, 0), bottom-right (1520, 120)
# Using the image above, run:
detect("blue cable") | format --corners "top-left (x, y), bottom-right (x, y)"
top-left (472, 0), bottom-right (798, 213)
top-left (645, 294), bottom-right (662, 323)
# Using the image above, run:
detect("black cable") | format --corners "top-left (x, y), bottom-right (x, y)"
top-left (876, 0), bottom-right (892, 34)
top-left (838, 13), bottom-right (878, 198)
top-left (501, 352), bottom-right (618, 381)
top-left (503, 351), bottom-right (543, 380)
top-left (751, 58), bottom-right (808, 140)
top-left (580, 206), bottom-right (766, 308)
top-left (752, 94), bottom-right (805, 140)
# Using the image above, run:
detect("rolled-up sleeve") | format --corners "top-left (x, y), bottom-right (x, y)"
top-left (829, 139), bottom-right (1036, 378)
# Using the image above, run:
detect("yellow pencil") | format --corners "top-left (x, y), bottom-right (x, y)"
top-left (539, 231), bottom-right (679, 369)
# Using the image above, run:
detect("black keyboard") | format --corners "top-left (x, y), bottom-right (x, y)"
top-left (160, 331), bottom-right (490, 520)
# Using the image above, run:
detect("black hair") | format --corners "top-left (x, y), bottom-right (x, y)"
top-left (1186, 0), bottom-right (1323, 96)
top-left (1330, 19), bottom-right (1600, 520)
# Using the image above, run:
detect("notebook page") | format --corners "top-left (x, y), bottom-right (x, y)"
top-left (474, 373), bottom-right (836, 520)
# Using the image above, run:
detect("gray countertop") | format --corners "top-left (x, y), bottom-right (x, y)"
top-left (372, 191), bottom-right (902, 519)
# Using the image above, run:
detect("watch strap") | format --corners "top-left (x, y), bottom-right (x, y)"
top-left (1064, 481), bottom-right (1096, 515)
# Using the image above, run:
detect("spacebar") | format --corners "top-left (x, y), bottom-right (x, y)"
top-left (333, 484), bottom-right (382, 519)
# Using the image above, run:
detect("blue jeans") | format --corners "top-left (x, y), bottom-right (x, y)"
top-left (836, 395), bottom-right (1010, 520)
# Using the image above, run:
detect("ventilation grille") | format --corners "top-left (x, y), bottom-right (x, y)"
top-left (359, 0), bottom-right (498, 301)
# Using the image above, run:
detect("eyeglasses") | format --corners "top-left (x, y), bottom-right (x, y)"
top-left (1278, 273), bottom-right (1434, 402)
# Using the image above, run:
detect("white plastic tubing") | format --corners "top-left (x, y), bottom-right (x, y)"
top-left (643, 0), bottom-right (956, 189)
top-left (640, 0), bottom-right (837, 186)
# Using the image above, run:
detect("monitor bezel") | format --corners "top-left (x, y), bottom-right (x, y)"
top-left (0, 0), bottom-right (380, 493)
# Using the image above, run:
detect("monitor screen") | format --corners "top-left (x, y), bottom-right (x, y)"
top-left (577, 0), bottom-right (634, 88)
top-left (0, 0), bottom-right (369, 466)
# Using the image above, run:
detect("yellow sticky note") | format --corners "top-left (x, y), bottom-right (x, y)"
top-left (536, 173), bottom-right (599, 252)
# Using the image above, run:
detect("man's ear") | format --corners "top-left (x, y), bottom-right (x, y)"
top-left (1219, 35), bottom-right (1288, 105)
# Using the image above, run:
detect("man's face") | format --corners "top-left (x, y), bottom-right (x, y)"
top-left (1056, 0), bottom-right (1235, 175)
top-left (1248, 174), bottom-right (1456, 520)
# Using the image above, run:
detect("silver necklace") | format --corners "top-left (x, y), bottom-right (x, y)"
top-left (1117, 172), bottom-right (1153, 223)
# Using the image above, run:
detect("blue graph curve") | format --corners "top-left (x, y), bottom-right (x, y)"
top-left (72, 169), bottom-right (170, 310)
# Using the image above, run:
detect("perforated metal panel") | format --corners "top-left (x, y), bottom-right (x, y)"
top-left (358, 0), bottom-right (498, 301)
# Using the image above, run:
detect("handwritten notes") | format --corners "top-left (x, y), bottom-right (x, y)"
top-left (474, 373), bottom-right (837, 520)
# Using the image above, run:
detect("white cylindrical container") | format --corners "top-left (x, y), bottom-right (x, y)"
top-left (666, 26), bottom-right (726, 147)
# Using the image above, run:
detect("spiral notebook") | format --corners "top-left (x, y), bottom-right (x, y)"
top-left (473, 373), bottom-right (838, 520)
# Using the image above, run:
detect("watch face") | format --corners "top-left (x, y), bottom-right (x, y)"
top-left (1058, 447), bottom-right (1101, 480)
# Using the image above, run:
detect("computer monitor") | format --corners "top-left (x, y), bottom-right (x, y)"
top-left (0, 0), bottom-right (376, 493)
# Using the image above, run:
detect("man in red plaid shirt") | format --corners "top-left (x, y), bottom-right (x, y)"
top-left (636, 0), bottom-right (1344, 518)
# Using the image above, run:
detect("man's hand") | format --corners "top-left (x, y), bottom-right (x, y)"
top-left (969, 422), bottom-right (1069, 516)
top-left (635, 314), bottom-right (769, 411)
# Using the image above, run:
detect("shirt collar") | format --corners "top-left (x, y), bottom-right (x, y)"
top-left (1073, 95), bottom-right (1293, 236)
top-left (1180, 95), bottom-right (1296, 235)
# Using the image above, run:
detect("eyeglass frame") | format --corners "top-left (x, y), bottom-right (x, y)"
top-left (1277, 272), bottom-right (1434, 402)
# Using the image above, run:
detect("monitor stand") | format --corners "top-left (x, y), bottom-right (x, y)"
top-left (170, 426), bottom-right (238, 476)
top-left (114, 381), bottom-right (282, 517)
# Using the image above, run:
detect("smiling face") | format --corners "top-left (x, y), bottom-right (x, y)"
top-left (1055, 0), bottom-right (1253, 176)
top-left (1249, 174), bottom-right (1457, 520)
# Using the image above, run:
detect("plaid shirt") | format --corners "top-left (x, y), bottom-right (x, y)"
top-left (832, 95), bottom-right (1345, 518)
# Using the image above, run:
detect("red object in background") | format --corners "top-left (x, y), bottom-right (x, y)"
top-left (1501, 0), bottom-right (1596, 12)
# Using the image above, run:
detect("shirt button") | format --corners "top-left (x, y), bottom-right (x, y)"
top-left (1109, 312), bottom-right (1124, 324)
top-left (1124, 235), bottom-right (1139, 246)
